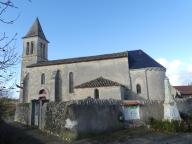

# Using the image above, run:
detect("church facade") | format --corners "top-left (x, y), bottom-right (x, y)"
top-left (20, 18), bottom-right (166, 103)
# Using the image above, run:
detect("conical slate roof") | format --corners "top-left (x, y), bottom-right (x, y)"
top-left (23, 18), bottom-right (49, 42)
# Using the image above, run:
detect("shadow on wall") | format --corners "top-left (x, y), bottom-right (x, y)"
top-left (126, 89), bottom-right (147, 101)
top-left (176, 98), bottom-right (192, 115)
top-left (44, 99), bottom-right (124, 140)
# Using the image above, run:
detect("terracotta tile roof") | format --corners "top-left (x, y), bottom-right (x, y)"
top-left (23, 18), bottom-right (49, 42)
top-left (121, 100), bottom-right (143, 106)
top-left (75, 77), bottom-right (124, 89)
top-left (174, 86), bottom-right (192, 95)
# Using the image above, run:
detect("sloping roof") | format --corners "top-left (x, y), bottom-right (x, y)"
top-left (121, 100), bottom-right (143, 106)
top-left (75, 77), bottom-right (124, 88)
top-left (174, 86), bottom-right (192, 95)
top-left (128, 50), bottom-right (165, 69)
top-left (27, 51), bottom-right (128, 68)
top-left (23, 18), bottom-right (49, 42)
top-left (27, 50), bottom-right (165, 69)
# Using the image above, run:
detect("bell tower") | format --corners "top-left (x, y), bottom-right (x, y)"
top-left (20, 18), bottom-right (49, 102)
top-left (22, 17), bottom-right (49, 67)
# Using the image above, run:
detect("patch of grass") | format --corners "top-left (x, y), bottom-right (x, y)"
top-left (59, 131), bottom-right (77, 143)
top-left (150, 118), bottom-right (187, 133)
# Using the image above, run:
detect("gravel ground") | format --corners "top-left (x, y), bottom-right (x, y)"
top-left (1, 121), bottom-right (192, 144)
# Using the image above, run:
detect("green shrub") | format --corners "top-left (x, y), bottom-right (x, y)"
top-left (150, 118), bottom-right (185, 133)
top-left (0, 98), bottom-right (17, 120)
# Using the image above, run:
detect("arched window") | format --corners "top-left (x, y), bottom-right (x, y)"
top-left (41, 46), bottom-right (46, 58)
top-left (69, 72), bottom-right (74, 93)
top-left (55, 70), bottom-right (62, 102)
top-left (26, 42), bottom-right (29, 55)
top-left (23, 73), bottom-right (29, 103)
top-left (136, 84), bottom-right (141, 94)
top-left (40, 42), bottom-right (45, 58)
top-left (30, 41), bottom-right (34, 54)
top-left (41, 73), bottom-right (45, 85)
top-left (94, 89), bottom-right (99, 99)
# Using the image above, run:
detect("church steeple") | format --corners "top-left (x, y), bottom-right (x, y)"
top-left (22, 18), bottom-right (49, 68)
top-left (23, 18), bottom-right (49, 43)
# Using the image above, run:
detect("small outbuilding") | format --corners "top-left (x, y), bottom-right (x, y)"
top-left (74, 77), bottom-right (126, 100)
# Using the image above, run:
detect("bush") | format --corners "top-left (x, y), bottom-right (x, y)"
top-left (150, 118), bottom-right (186, 133)
top-left (0, 98), bottom-right (17, 121)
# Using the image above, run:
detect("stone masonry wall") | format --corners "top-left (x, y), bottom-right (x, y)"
top-left (139, 101), bottom-right (164, 123)
top-left (25, 57), bottom-right (130, 102)
top-left (176, 98), bottom-right (192, 115)
top-left (14, 103), bottom-right (31, 125)
top-left (44, 98), bottom-right (123, 140)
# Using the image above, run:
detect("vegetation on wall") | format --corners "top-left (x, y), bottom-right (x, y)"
top-left (0, 97), bottom-right (17, 121)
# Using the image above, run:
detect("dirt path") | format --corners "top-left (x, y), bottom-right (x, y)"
top-left (1, 121), bottom-right (192, 144)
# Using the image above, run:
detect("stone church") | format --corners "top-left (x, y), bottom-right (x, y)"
top-left (20, 18), bottom-right (166, 103)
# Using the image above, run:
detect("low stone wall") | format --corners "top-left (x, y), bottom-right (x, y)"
top-left (14, 99), bottom-right (168, 140)
top-left (140, 101), bottom-right (164, 123)
top-left (44, 99), bottom-right (123, 140)
top-left (14, 103), bottom-right (31, 125)
top-left (176, 98), bottom-right (192, 115)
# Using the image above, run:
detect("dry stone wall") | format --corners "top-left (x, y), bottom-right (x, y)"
top-left (140, 100), bottom-right (164, 123)
top-left (14, 103), bottom-right (31, 125)
top-left (44, 98), bottom-right (123, 139)
top-left (176, 98), bottom-right (192, 115)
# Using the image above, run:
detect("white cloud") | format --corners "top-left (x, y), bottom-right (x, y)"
top-left (188, 58), bottom-right (192, 72)
top-left (156, 58), bottom-right (192, 86)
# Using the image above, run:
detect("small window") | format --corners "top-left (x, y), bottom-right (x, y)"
top-left (43, 45), bottom-right (45, 58)
top-left (41, 44), bottom-right (46, 58)
top-left (40, 42), bottom-right (43, 48)
top-left (69, 72), bottom-right (74, 93)
top-left (136, 84), bottom-right (141, 94)
top-left (41, 73), bottom-right (45, 85)
top-left (30, 41), bottom-right (34, 54)
top-left (94, 89), bottom-right (99, 99)
top-left (26, 42), bottom-right (29, 55)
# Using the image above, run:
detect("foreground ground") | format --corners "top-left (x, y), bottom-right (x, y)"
top-left (0, 121), bottom-right (192, 144)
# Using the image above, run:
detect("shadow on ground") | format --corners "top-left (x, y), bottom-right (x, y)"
top-left (0, 120), bottom-right (44, 144)
top-left (2, 120), bottom-right (192, 144)
top-left (0, 120), bottom-right (66, 144)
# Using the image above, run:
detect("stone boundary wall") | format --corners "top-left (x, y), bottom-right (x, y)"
top-left (140, 100), bottom-right (164, 123)
top-left (176, 98), bottom-right (192, 115)
top-left (14, 98), bottom-right (169, 140)
top-left (14, 103), bottom-right (31, 125)
top-left (44, 98), bottom-right (123, 139)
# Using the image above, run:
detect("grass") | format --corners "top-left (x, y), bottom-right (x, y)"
top-left (59, 131), bottom-right (77, 143)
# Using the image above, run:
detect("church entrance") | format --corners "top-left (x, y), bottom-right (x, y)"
top-left (39, 89), bottom-right (47, 98)
top-left (31, 97), bottom-right (49, 129)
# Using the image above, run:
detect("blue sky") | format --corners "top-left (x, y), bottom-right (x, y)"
top-left (1, 0), bottom-right (192, 96)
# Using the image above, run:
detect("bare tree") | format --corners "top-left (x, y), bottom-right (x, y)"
top-left (0, 0), bottom-right (30, 96)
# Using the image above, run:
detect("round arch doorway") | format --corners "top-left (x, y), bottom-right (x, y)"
top-left (38, 88), bottom-right (49, 100)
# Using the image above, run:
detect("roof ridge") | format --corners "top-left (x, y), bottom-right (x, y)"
top-left (27, 51), bottom-right (129, 68)
top-left (75, 77), bottom-right (124, 89)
